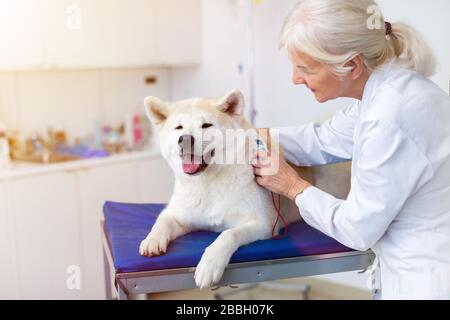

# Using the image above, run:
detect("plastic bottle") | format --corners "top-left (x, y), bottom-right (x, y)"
top-left (0, 127), bottom-right (11, 168)
top-left (133, 114), bottom-right (143, 147)
top-left (124, 112), bottom-right (134, 149)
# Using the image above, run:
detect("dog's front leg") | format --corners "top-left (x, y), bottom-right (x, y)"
top-left (139, 210), bottom-right (189, 257)
top-left (194, 223), bottom-right (267, 289)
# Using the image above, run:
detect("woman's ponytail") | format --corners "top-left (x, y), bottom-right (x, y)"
top-left (387, 22), bottom-right (436, 77)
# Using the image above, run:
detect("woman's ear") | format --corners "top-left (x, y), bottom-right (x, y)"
top-left (144, 96), bottom-right (170, 125)
top-left (345, 54), bottom-right (365, 80)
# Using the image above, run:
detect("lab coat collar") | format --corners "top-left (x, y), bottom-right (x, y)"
top-left (361, 60), bottom-right (396, 107)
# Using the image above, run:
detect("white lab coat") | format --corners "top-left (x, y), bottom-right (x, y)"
top-left (274, 61), bottom-right (450, 300)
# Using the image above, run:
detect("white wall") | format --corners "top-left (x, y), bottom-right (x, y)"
top-left (252, 0), bottom-right (450, 128)
top-left (252, 0), bottom-right (355, 128)
top-left (169, 0), bottom-right (250, 114)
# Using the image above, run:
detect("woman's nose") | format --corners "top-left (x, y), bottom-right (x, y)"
top-left (292, 73), bottom-right (306, 86)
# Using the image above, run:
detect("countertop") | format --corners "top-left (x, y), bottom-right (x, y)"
top-left (0, 147), bottom-right (163, 181)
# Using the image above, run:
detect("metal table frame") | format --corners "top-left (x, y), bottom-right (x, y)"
top-left (101, 221), bottom-right (375, 300)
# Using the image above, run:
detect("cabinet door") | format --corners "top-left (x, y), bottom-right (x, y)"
top-left (94, 0), bottom-right (158, 67)
top-left (0, 181), bottom-right (20, 299)
top-left (46, 0), bottom-right (157, 68)
top-left (137, 157), bottom-right (174, 203)
top-left (0, 0), bottom-right (45, 70)
top-left (77, 162), bottom-right (140, 299)
top-left (10, 173), bottom-right (83, 299)
top-left (153, 0), bottom-right (202, 66)
top-left (0, 0), bottom-right (201, 70)
top-left (44, 0), bottom-right (101, 68)
top-left (77, 157), bottom-right (173, 298)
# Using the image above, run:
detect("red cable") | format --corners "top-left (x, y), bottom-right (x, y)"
top-left (271, 192), bottom-right (288, 239)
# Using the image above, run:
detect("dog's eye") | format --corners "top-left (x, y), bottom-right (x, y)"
top-left (202, 123), bottom-right (213, 129)
top-left (175, 125), bottom-right (183, 130)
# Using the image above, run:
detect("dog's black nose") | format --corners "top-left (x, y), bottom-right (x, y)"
top-left (178, 135), bottom-right (195, 148)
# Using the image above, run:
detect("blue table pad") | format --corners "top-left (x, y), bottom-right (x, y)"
top-left (103, 201), bottom-right (353, 273)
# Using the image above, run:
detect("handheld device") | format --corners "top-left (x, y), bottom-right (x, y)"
top-left (253, 135), bottom-right (288, 239)
top-left (255, 137), bottom-right (268, 153)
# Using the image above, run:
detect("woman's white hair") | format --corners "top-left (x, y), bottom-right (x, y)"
top-left (279, 0), bottom-right (436, 77)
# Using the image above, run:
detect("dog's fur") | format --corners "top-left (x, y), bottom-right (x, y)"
top-left (140, 90), bottom-right (300, 289)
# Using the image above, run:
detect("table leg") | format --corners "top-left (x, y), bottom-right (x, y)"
top-left (102, 246), bottom-right (113, 300)
top-left (117, 282), bottom-right (129, 300)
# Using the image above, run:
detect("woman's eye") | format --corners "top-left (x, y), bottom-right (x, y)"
top-left (297, 66), bottom-right (311, 74)
top-left (175, 125), bottom-right (183, 130)
top-left (202, 123), bottom-right (213, 129)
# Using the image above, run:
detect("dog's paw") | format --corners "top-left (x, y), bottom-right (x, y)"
top-left (139, 236), bottom-right (169, 257)
top-left (194, 248), bottom-right (228, 289)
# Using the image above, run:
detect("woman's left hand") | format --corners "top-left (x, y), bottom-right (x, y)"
top-left (252, 151), bottom-right (312, 201)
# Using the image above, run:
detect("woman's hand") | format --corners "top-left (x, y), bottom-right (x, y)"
top-left (252, 150), bottom-right (312, 201)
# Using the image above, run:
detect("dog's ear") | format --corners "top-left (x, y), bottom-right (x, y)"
top-left (144, 96), bottom-right (170, 125)
top-left (217, 90), bottom-right (245, 116)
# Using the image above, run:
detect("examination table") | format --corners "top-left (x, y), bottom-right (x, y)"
top-left (102, 201), bottom-right (375, 300)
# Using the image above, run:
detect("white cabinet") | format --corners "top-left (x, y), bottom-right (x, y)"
top-left (93, 0), bottom-right (159, 68)
top-left (0, 0), bottom-right (46, 70)
top-left (77, 162), bottom-right (141, 299)
top-left (0, 152), bottom-right (174, 299)
top-left (0, 181), bottom-right (20, 299)
top-left (137, 157), bottom-right (174, 203)
top-left (0, 0), bottom-right (202, 70)
top-left (45, 0), bottom-right (159, 69)
top-left (9, 173), bottom-right (83, 299)
top-left (44, 0), bottom-right (103, 68)
top-left (76, 157), bottom-right (174, 299)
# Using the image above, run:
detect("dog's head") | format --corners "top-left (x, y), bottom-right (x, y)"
top-left (144, 90), bottom-right (251, 178)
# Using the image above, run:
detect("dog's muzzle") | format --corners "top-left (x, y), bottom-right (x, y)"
top-left (178, 135), bottom-right (215, 176)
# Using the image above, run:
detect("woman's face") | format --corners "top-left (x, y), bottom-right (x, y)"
top-left (290, 50), bottom-right (354, 103)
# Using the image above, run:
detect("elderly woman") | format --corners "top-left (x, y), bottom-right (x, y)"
top-left (253, 0), bottom-right (450, 300)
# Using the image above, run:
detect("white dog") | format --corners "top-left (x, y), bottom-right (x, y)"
top-left (140, 90), bottom-right (300, 289)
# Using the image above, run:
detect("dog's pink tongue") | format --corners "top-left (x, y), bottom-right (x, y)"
top-left (182, 162), bottom-right (202, 174)
top-left (182, 155), bottom-right (202, 174)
